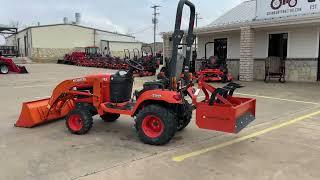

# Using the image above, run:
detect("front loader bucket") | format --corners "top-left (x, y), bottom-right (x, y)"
top-left (196, 97), bottom-right (256, 134)
top-left (15, 98), bottom-right (74, 128)
top-left (18, 66), bottom-right (28, 74)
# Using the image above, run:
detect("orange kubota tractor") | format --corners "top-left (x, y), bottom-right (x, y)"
top-left (15, 0), bottom-right (256, 145)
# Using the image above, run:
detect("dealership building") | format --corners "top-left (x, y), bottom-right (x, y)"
top-left (5, 14), bottom-right (142, 62)
top-left (163, 0), bottom-right (320, 82)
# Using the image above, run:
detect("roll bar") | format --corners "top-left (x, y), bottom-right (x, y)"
top-left (169, 0), bottom-right (196, 89)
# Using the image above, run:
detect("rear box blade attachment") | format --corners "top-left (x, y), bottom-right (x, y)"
top-left (196, 97), bottom-right (256, 134)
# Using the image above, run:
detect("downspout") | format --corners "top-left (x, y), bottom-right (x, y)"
top-left (29, 28), bottom-right (33, 58)
top-left (93, 29), bottom-right (96, 46)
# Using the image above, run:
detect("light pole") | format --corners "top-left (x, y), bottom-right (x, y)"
top-left (151, 5), bottom-right (161, 56)
top-left (195, 12), bottom-right (203, 51)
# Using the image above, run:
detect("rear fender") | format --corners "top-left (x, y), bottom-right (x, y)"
top-left (132, 90), bottom-right (182, 116)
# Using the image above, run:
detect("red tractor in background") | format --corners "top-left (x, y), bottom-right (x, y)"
top-left (58, 47), bottom-right (158, 77)
top-left (16, 0), bottom-right (256, 145)
top-left (136, 45), bottom-right (160, 77)
top-left (58, 46), bottom-right (101, 66)
top-left (197, 42), bottom-right (233, 82)
top-left (0, 52), bottom-right (28, 74)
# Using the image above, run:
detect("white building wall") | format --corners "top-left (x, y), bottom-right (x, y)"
top-left (6, 29), bottom-right (32, 57)
top-left (198, 27), bottom-right (319, 60)
top-left (197, 32), bottom-right (240, 59)
top-left (109, 41), bottom-right (142, 57)
top-left (32, 25), bottom-right (94, 48)
top-left (6, 24), bottom-right (140, 61)
top-left (95, 30), bottom-right (139, 57)
top-left (253, 26), bottom-right (319, 59)
top-left (253, 30), bottom-right (268, 59)
top-left (288, 26), bottom-right (319, 58)
top-left (95, 30), bottom-right (135, 45)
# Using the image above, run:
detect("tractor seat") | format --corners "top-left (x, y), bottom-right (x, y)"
top-left (135, 80), bottom-right (165, 99)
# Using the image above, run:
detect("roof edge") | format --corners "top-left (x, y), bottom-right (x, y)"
top-left (6, 23), bottom-right (134, 38)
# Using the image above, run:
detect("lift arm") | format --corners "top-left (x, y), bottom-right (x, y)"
top-left (15, 77), bottom-right (98, 128)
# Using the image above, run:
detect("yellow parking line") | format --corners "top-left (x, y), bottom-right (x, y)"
top-left (172, 110), bottom-right (320, 162)
top-left (235, 93), bottom-right (319, 105)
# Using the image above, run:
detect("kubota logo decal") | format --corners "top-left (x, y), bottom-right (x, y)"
top-left (73, 78), bottom-right (86, 82)
top-left (270, 0), bottom-right (298, 10)
top-left (152, 94), bottom-right (162, 98)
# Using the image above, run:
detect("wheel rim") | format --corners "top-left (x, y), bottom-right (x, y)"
top-left (68, 114), bottom-right (83, 131)
top-left (142, 115), bottom-right (164, 138)
top-left (0, 65), bottom-right (9, 74)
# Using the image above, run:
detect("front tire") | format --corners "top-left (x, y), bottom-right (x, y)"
top-left (135, 105), bottom-right (177, 145)
top-left (66, 109), bottom-right (93, 135)
top-left (0, 64), bottom-right (9, 74)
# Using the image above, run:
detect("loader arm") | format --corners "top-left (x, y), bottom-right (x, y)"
top-left (16, 77), bottom-right (99, 128)
top-left (47, 78), bottom-right (93, 108)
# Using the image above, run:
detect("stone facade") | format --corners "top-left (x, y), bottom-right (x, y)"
top-left (239, 26), bottom-right (254, 81)
top-left (227, 60), bottom-right (240, 80)
top-left (31, 48), bottom-right (75, 63)
top-left (253, 60), bottom-right (266, 80)
top-left (226, 59), bottom-right (318, 82)
top-left (226, 59), bottom-right (265, 80)
top-left (286, 59), bottom-right (318, 82)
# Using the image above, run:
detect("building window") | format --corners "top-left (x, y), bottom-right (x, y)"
top-left (214, 38), bottom-right (228, 60)
top-left (268, 33), bottom-right (288, 59)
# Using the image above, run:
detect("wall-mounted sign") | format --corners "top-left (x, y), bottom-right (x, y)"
top-left (256, 0), bottom-right (320, 19)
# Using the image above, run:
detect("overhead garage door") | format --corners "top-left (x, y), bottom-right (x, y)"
top-left (109, 41), bottom-right (142, 52)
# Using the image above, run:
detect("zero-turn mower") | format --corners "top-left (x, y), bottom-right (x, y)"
top-left (16, 0), bottom-right (256, 145)
top-left (197, 42), bottom-right (233, 83)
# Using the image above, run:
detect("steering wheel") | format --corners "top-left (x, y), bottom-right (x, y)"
top-left (126, 59), bottom-right (144, 71)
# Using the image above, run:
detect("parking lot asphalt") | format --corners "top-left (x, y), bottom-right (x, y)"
top-left (0, 64), bottom-right (319, 180)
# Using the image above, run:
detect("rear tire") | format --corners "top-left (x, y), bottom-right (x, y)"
top-left (66, 109), bottom-right (93, 135)
top-left (177, 103), bottom-right (192, 131)
top-left (135, 105), bottom-right (177, 145)
top-left (0, 64), bottom-right (9, 74)
top-left (100, 113), bottom-right (120, 122)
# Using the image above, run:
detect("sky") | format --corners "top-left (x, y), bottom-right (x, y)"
top-left (0, 0), bottom-right (243, 44)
